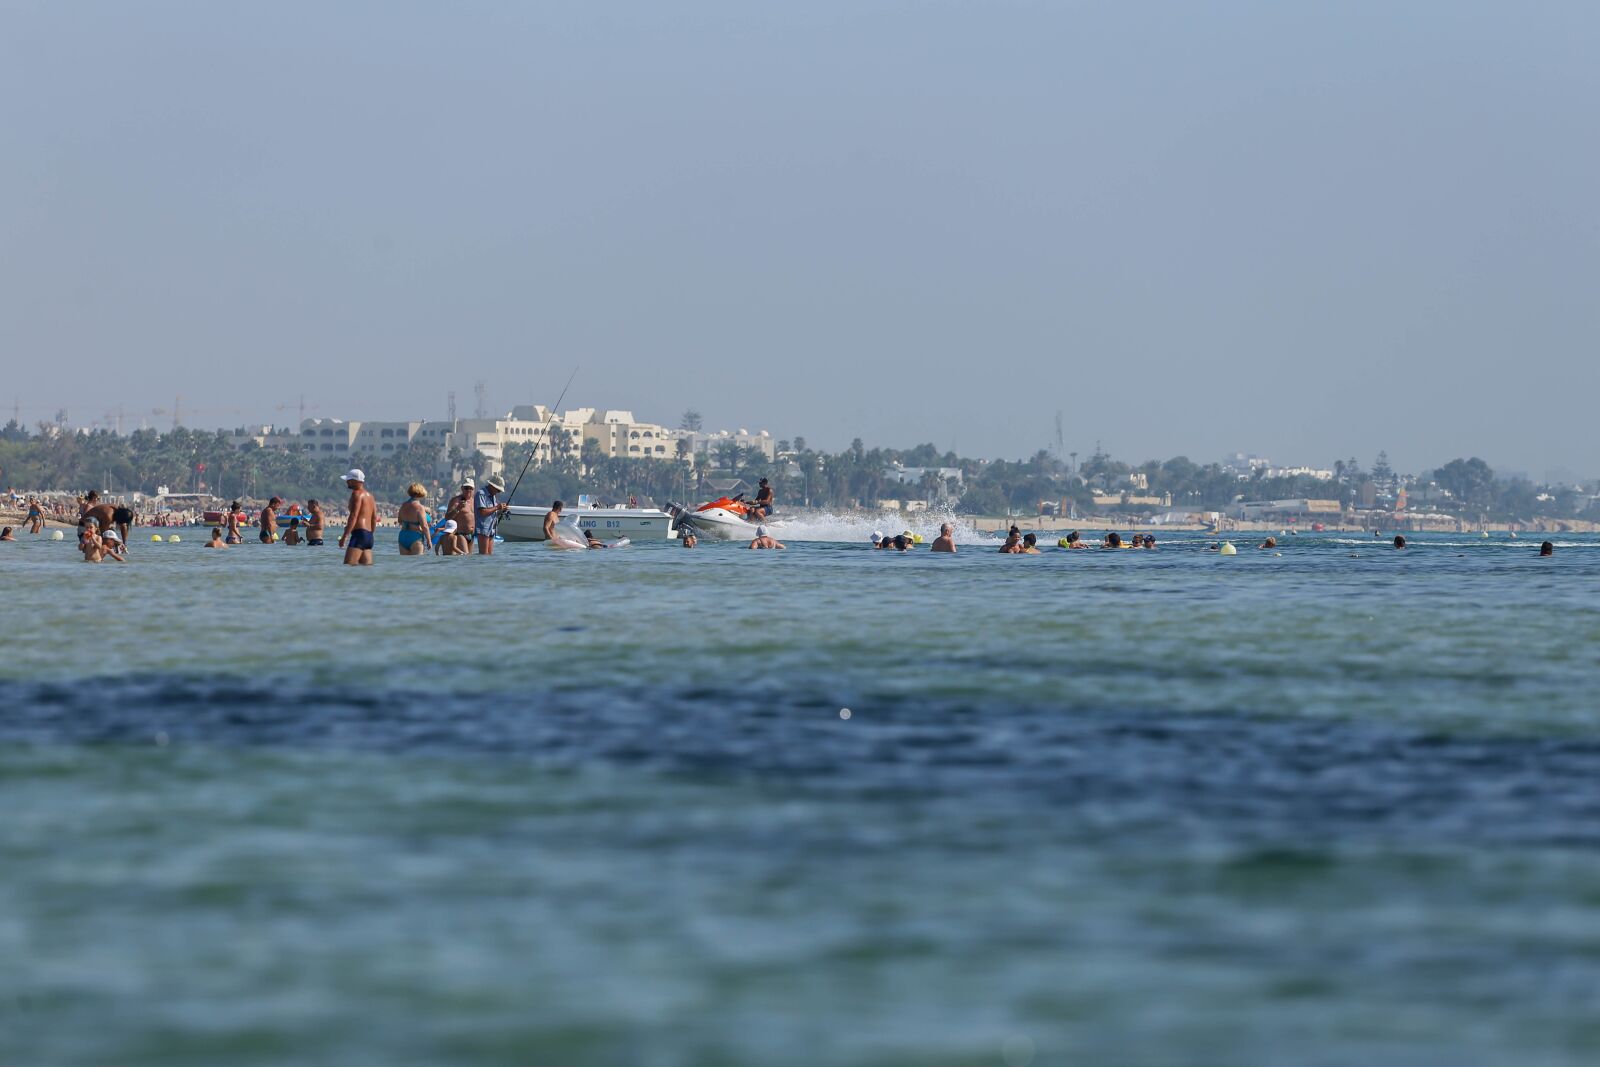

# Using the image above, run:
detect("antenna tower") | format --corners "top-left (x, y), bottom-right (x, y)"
top-left (473, 380), bottom-right (487, 419)
top-left (447, 390), bottom-right (457, 424)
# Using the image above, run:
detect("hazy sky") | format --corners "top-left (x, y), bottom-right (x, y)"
top-left (3, 1), bottom-right (1596, 477)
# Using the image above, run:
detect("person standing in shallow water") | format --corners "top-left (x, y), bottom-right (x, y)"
top-left (259, 497), bottom-right (281, 544)
top-left (306, 499), bottom-right (325, 546)
top-left (474, 476), bottom-right (509, 555)
top-left (339, 469), bottom-right (376, 566)
top-left (397, 484), bottom-right (431, 556)
top-left (1393, 535), bottom-right (1407, 549)
top-left (930, 523), bottom-right (956, 553)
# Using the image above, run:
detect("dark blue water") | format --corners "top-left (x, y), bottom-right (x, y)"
top-left (3, 531), bottom-right (1598, 1065)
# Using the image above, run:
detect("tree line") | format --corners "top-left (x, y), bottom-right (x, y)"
top-left (3, 418), bottom-right (1592, 521)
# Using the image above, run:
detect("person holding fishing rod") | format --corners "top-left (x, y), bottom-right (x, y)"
top-left (474, 475), bottom-right (509, 555)
top-left (495, 367), bottom-right (581, 544)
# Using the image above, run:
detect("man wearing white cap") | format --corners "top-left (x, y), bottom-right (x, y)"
top-left (747, 525), bottom-right (785, 550)
top-left (473, 474), bottom-right (509, 555)
top-left (339, 468), bottom-right (376, 566)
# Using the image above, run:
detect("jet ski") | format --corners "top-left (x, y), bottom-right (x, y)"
top-left (664, 495), bottom-right (771, 540)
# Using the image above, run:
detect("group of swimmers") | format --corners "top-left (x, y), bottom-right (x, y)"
top-left (74, 514), bottom-right (127, 563)
top-left (18, 477), bottom-right (1575, 566)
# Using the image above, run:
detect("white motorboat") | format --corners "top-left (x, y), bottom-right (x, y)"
top-left (663, 497), bottom-right (770, 541)
top-left (500, 505), bottom-right (677, 542)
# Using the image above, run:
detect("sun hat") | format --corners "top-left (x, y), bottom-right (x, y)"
top-left (870, 530), bottom-right (883, 544)
top-left (440, 520), bottom-right (457, 533)
top-left (342, 468), bottom-right (365, 482)
top-left (486, 475), bottom-right (505, 492)
top-left (460, 478), bottom-right (475, 489)
top-left (756, 525), bottom-right (768, 537)
top-left (103, 529), bottom-right (121, 543)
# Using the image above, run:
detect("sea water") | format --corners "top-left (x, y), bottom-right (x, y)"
top-left (3, 531), bottom-right (1599, 1066)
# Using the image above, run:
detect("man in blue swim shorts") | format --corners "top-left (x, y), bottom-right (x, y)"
top-left (338, 469), bottom-right (377, 566)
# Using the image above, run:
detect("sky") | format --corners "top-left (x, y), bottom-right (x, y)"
top-left (3, 1), bottom-right (1597, 478)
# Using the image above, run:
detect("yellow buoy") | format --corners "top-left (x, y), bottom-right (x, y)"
top-left (151, 534), bottom-right (164, 542)
top-left (168, 534), bottom-right (181, 543)
top-left (1219, 541), bottom-right (1238, 556)
top-left (912, 534), bottom-right (923, 544)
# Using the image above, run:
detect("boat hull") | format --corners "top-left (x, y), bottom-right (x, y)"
top-left (669, 505), bottom-right (764, 541)
top-left (500, 506), bottom-right (676, 542)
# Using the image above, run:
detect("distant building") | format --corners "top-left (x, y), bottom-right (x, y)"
top-left (1224, 452), bottom-right (1271, 476)
top-left (580, 410), bottom-right (680, 462)
top-left (1229, 499), bottom-right (1342, 520)
top-left (683, 429), bottom-right (777, 463)
top-left (229, 425), bottom-right (301, 451)
top-left (883, 465), bottom-right (964, 487)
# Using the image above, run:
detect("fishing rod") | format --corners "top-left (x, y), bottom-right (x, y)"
top-left (503, 365), bottom-right (579, 507)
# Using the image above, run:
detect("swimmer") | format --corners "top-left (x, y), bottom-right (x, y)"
top-left (204, 526), bottom-right (227, 549)
top-left (891, 534), bottom-right (911, 551)
top-left (1393, 535), bottom-right (1406, 550)
top-left (583, 528), bottom-right (611, 549)
top-left (100, 529), bottom-right (126, 562)
top-left (681, 531), bottom-right (698, 548)
top-left (397, 483), bottom-right (431, 556)
top-left (1104, 532), bottom-right (1122, 549)
top-left (749, 525), bottom-right (785, 550)
top-left (1143, 534), bottom-right (1156, 549)
top-left (435, 519), bottom-right (467, 555)
top-left (306, 499), bottom-right (326, 546)
top-left (1020, 532), bottom-right (1040, 554)
top-left (1540, 541), bottom-right (1554, 557)
top-left (339, 469), bottom-right (376, 566)
top-left (542, 501), bottom-right (564, 543)
top-left (1259, 537), bottom-right (1277, 550)
top-left (259, 497), bottom-right (281, 543)
top-left (282, 517), bottom-right (302, 546)
top-left (870, 530), bottom-right (884, 547)
top-left (0, 526), bottom-right (13, 542)
top-left (225, 502), bottom-right (244, 544)
top-left (1063, 530), bottom-right (1084, 549)
top-left (1000, 530), bottom-right (1023, 554)
top-left (930, 523), bottom-right (956, 554)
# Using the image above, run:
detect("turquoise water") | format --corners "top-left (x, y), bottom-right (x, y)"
top-left (4, 531), bottom-right (1600, 1066)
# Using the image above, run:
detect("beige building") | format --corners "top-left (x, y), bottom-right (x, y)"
top-left (580, 410), bottom-right (681, 462)
top-left (273, 407), bottom-right (691, 477)
top-left (682, 428), bottom-right (777, 464)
